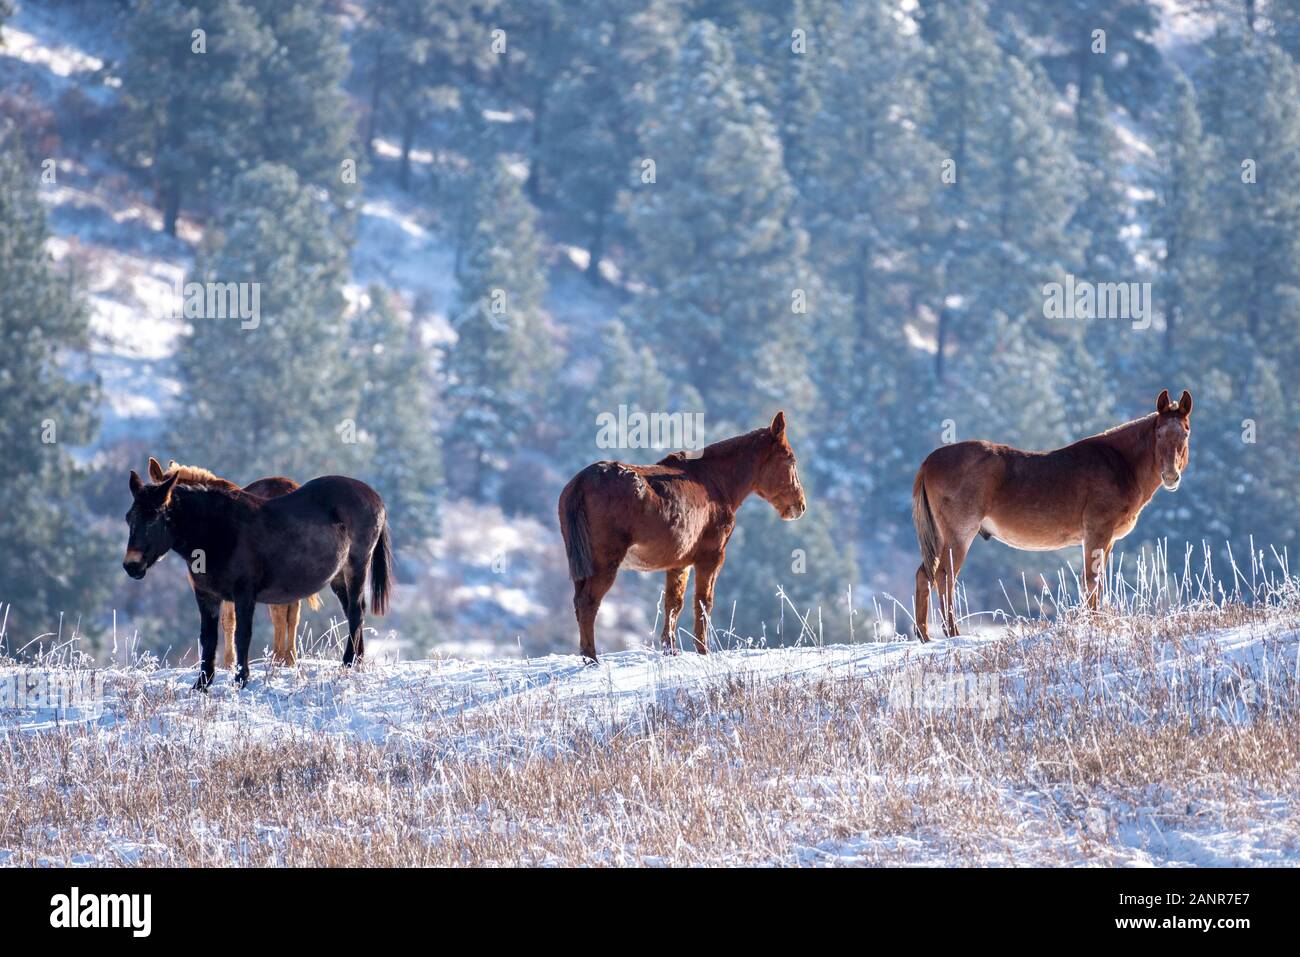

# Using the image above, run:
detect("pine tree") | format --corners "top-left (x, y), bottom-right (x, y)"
top-left (798, 0), bottom-right (938, 527)
top-left (1148, 69), bottom-right (1213, 357)
top-left (982, 54), bottom-right (1081, 327)
top-left (0, 128), bottom-right (111, 647)
top-left (1200, 35), bottom-right (1300, 342)
top-left (166, 163), bottom-right (356, 480)
top-left (919, 0), bottom-right (1006, 381)
top-left (115, 0), bottom-right (270, 235)
top-left (984, 0), bottom-right (1162, 114)
top-left (349, 287), bottom-right (443, 548)
top-left (626, 20), bottom-right (813, 430)
top-left (242, 0), bottom-right (355, 195)
top-left (356, 0), bottom-right (497, 189)
top-left (443, 158), bottom-right (556, 499)
top-left (536, 0), bottom-right (680, 281)
top-left (1071, 77), bottom-right (1133, 277)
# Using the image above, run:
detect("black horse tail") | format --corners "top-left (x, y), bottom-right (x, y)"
top-left (369, 521), bottom-right (393, 616)
top-left (562, 484), bottom-right (594, 581)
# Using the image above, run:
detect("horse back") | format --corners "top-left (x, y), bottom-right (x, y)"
top-left (923, 438), bottom-right (1143, 524)
top-left (259, 475), bottom-right (387, 533)
top-left (243, 475), bottom-right (299, 499)
top-left (562, 459), bottom-right (715, 564)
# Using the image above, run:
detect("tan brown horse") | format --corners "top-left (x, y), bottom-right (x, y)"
top-left (558, 412), bottom-right (807, 661)
top-left (912, 389), bottom-right (1193, 641)
top-left (146, 458), bottom-right (322, 667)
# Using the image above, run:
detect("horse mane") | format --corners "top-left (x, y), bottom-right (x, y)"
top-left (162, 461), bottom-right (242, 494)
top-left (1093, 411), bottom-right (1157, 439)
top-left (697, 428), bottom-right (772, 460)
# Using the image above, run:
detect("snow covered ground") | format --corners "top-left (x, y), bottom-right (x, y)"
top-left (4, 608), bottom-right (1298, 866)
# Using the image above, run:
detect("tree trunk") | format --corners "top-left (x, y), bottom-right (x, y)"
top-left (365, 56), bottom-right (384, 161)
top-left (935, 305), bottom-right (950, 382)
top-left (853, 239), bottom-right (871, 337)
top-left (399, 113), bottom-right (415, 191)
top-left (585, 207), bottom-right (606, 284)
top-left (162, 182), bottom-right (181, 237)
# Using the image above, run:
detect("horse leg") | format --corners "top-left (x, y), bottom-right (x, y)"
top-left (1082, 534), bottom-right (1113, 612)
top-left (220, 601), bottom-right (236, 669)
top-left (936, 537), bottom-right (970, 638)
top-left (330, 578), bottom-right (351, 663)
top-left (691, 553), bottom-right (725, 655)
top-left (914, 564), bottom-right (932, 643)
top-left (194, 592), bottom-right (221, 691)
top-left (268, 604), bottom-right (287, 665)
top-left (573, 564), bottom-right (619, 663)
top-left (283, 600), bottom-right (301, 666)
top-left (332, 576), bottom-right (365, 668)
top-left (661, 568), bottom-right (690, 655)
top-left (232, 593), bottom-right (257, 687)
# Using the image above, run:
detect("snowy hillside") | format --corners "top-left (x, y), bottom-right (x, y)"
top-left (5, 603), bottom-right (1298, 866)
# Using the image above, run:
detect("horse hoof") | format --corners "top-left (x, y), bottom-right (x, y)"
top-left (192, 674), bottom-right (212, 693)
top-left (232, 671), bottom-right (249, 689)
top-left (581, 655), bottom-right (599, 667)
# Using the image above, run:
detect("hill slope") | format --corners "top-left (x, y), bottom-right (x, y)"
top-left (4, 604), bottom-right (1298, 866)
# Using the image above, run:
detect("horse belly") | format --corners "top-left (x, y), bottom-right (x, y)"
top-left (619, 508), bottom-right (706, 573)
top-left (258, 528), bottom-right (349, 602)
top-left (980, 516), bottom-right (1081, 552)
top-left (621, 546), bottom-right (664, 573)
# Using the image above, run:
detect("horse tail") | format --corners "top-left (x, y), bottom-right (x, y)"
top-left (369, 520), bottom-right (393, 616)
top-left (305, 593), bottom-right (323, 612)
top-left (561, 483), bottom-right (594, 581)
top-left (912, 468), bottom-right (941, 580)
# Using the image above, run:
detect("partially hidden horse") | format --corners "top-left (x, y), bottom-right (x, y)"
top-left (558, 411), bottom-right (807, 662)
top-left (911, 389), bottom-right (1193, 641)
top-left (146, 458), bottom-right (322, 668)
top-left (123, 468), bottom-right (393, 689)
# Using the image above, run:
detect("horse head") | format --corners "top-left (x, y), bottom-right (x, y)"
top-left (1154, 389), bottom-right (1193, 491)
top-left (122, 467), bottom-right (180, 579)
top-left (754, 411), bottom-right (807, 521)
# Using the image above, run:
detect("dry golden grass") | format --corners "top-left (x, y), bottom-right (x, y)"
top-left (3, 589), bottom-right (1298, 866)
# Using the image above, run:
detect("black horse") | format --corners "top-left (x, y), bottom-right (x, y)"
top-left (123, 469), bottom-right (392, 689)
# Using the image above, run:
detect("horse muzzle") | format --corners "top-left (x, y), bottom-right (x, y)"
top-left (123, 549), bottom-right (149, 579)
top-left (782, 499), bottom-right (807, 521)
top-left (1162, 472), bottom-right (1181, 491)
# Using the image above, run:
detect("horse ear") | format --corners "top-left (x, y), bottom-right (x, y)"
top-left (1155, 389), bottom-right (1171, 414)
top-left (770, 410), bottom-right (787, 439)
top-left (1178, 390), bottom-right (1192, 418)
top-left (129, 470), bottom-right (144, 497)
top-left (158, 470), bottom-right (180, 506)
top-left (147, 457), bottom-right (166, 482)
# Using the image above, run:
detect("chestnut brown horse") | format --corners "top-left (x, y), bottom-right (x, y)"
top-left (912, 389), bottom-right (1193, 641)
top-left (558, 411), bottom-right (807, 662)
top-left (146, 458), bottom-right (322, 667)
